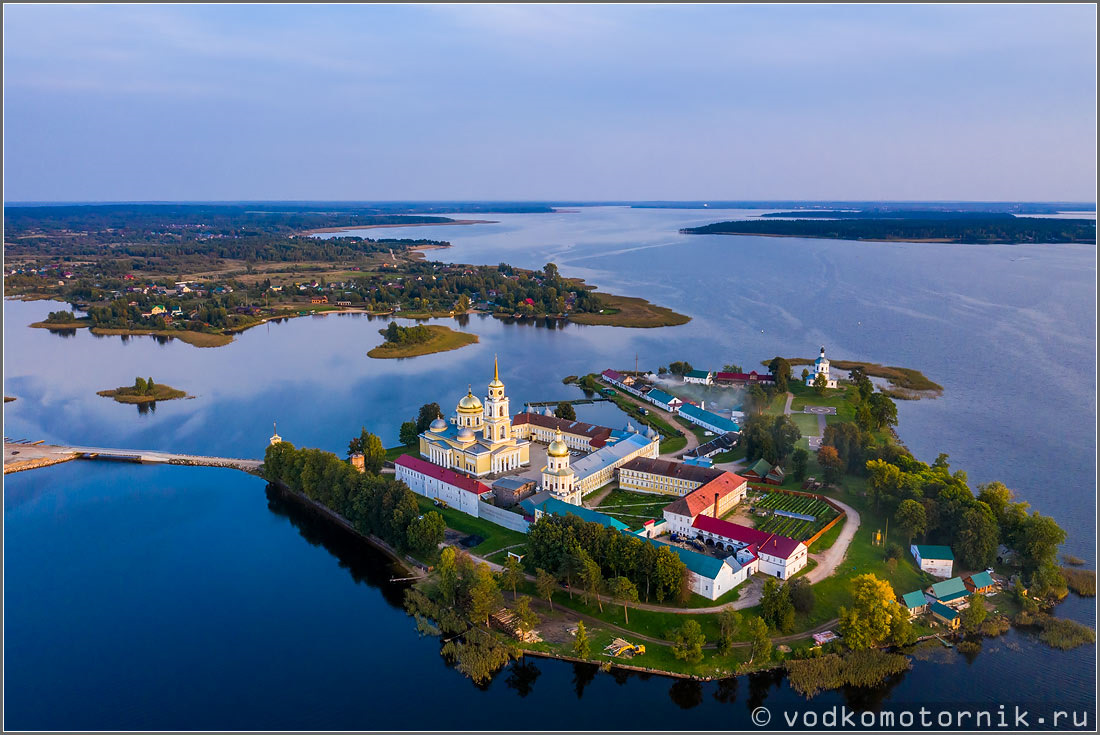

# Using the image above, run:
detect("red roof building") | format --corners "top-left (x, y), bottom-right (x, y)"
top-left (394, 455), bottom-right (492, 496)
top-left (692, 514), bottom-right (804, 561)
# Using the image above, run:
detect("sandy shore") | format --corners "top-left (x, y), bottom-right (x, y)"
top-left (303, 219), bottom-right (497, 235)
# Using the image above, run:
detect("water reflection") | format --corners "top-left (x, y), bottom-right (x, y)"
top-left (571, 661), bottom-right (598, 698)
top-left (262, 483), bottom-right (408, 607)
top-left (669, 678), bottom-right (704, 709)
top-left (505, 659), bottom-right (542, 697)
top-left (135, 401), bottom-right (157, 415)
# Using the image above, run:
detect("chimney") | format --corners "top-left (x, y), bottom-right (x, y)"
top-left (713, 492), bottom-right (720, 519)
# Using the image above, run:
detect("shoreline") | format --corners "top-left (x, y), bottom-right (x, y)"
top-left (302, 219), bottom-right (497, 235)
top-left (682, 230), bottom-right (1095, 245)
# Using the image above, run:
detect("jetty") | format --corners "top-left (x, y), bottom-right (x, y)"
top-left (4, 439), bottom-right (262, 475)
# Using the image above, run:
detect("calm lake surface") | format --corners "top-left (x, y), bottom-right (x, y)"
top-left (4, 207), bottom-right (1096, 729)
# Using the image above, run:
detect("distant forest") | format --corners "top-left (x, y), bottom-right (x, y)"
top-left (681, 217), bottom-right (1096, 244)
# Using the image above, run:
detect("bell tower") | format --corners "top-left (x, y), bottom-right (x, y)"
top-left (484, 355), bottom-right (512, 444)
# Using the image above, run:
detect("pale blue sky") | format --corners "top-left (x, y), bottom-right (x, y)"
top-left (3, 4), bottom-right (1096, 202)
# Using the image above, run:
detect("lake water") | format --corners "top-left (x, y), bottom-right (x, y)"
top-left (4, 206), bottom-right (1096, 729)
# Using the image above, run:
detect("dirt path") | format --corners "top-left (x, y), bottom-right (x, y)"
top-left (805, 496), bottom-right (860, 584)
top-left (583, 485), bottom-right (617, 509)
top-left (783, 391), bottom-right (794, 415)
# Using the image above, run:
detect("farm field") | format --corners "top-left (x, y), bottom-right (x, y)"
top-left (751, 491), bottom-right (840, 540)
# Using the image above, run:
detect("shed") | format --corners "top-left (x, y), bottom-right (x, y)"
top-left (929, 600), bottom-right (960, 629)
top-left (928, 576), bottom-right (969, 604)
top-left (900, 590), bottom-right (928, 617)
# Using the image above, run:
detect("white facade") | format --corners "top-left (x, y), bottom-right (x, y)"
top-left (806, 345), bottom-right (839, 388)
top-left (911, 545), bottom-right (954, 578)
top-left (395, 462), bottom-right (487, 517)
top-left (689, 558), bottom-right (758, 600)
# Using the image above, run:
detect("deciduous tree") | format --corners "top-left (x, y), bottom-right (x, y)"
top-left (671, 619), bottom-right (705, 663)
top-left (535, 568), bottom-right (557, 611)
top-left (895, 499), bottom-right (927, 544)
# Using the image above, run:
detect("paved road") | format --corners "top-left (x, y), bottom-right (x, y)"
top-left (3, 441), bottom-right (262, 474)
top-left (607, 391), bottom-right (699, 459)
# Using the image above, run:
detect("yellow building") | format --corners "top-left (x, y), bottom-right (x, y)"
top-left (541, 429), bottom-right (579, 504)
top-left (418, 357), bottom-right (531, 477)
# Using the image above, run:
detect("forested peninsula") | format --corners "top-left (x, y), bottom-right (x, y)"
top-left (682, 214), bottom-right (1096, 244)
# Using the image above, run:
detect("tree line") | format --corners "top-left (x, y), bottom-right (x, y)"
top-left (524, 512), bottom-right (689, 606)
top-left (263, 440), bottom-right (445, 560)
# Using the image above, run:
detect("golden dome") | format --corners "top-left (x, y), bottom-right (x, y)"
top-left (457, 386), bottom-right (483, 413)
top-left (488, 355), bottom-right (505, 389)
top-left (547, 428), bottom-right (570, 457)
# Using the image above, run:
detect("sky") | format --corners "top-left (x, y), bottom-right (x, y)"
top-left (3, 4), bottom-right (1096, 202)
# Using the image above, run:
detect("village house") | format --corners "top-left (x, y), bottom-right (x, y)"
top-left (964, 571), bottom-right (996, 595)
top-left (927, 576), bottom-right (970, 605)
top-left (683, 369), bottom-right (713, 385)
top-left (911, 544), bottom-right (955, 577)
top-left (677, 403), bottom-right (740, 435)
top-left (900, 590), bottom-right (929, 618)
top-left (929, 600), bottom-right (960, 630)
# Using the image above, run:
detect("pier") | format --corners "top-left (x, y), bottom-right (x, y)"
top-left (523, 397), bottom-right (611, 408)
top-left (4, 439), bottom-right (263, 475)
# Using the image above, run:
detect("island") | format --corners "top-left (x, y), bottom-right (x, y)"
top-left (763, 357), bottom-right (942, 398)
top-left (367, 322), bottom-right (478, 359)
top-left (97, 377), bottom-right (191, 404)
top-left (256, 353), bottom-right (1093, 689)
top-left (681, 212), bottom-right (1096, 244)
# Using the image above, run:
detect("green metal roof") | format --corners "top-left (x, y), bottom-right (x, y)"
top-left (929, 576), bottom-right (969, 602)
top-left (646, 538), bottom-right (725, 579)
top-left (913, 544), bottom-right (954, 561)
top-left (685, 370), bottom-right (711, 379)
top-left (929, 600), bottom-right (958, 620)
top-left (901, 590), bottom-right (928, 609)
top-left (968, 571), bottom-right (995, 589)
top-left (537, 497), bottom-right (629, 532)
top-left (747, 458), bottom-right (772, 476)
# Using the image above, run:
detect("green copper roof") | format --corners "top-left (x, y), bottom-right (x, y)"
top-left (901, 590), bottom-right (928, 609)
top-left (929, 576), bottom-right (968, 602)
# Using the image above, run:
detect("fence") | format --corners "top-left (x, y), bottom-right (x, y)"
top-left (478, 501), bottom-right (531, 533)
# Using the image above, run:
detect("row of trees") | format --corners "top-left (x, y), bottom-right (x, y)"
top-left (525, 513), bottom-right (690, 605)
top-left (264, 440), bottom-right (445, 559)
top-left (382, 321), bottom-right (433, 346)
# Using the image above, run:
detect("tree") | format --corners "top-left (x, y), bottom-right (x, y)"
top-left (658, 366), bottom-right (668, 375)
top-left (535, 568), bottom-right (557, 611)
top-left (817, 445), bottom-right (844, 484)
top-left (608, 576), bottom-right (639, 624)
top-left (856, 403), bottom-right (874, 432)
top-left (716, 609), bottom-right (742, 655)
top-left (134, 376), bottom-right (147, 394)
top-left (554, 402), bottom-right (577, 421)
top-left (801, 367), bottom-right (810, 380)
top-left (791, 448), bottom-right (809, 481)
top-left (469, 562), bottom-right (503, 626)
top-left (838, 573), bottom-right (902, 650)
top-left (889, 609), bottom-right (917, 646)
top-left (959, 594), bottom-right (988, 632)
top-left (671, 619), bottom-right (705, 663)
top-left (1018, 512), bottom-right (1066, 570)
top-left (361, 430), bottom-right (386, 473)
top-left (455, 294), bottom-right (471, 313)
top-left (722, 363), bottom-right (744, 373)
top-left (768, 357), bottom-right (792, 392)
top-left (573, 620), bottom-right (591, 659)
top-left (813, 371), bottom-right (828, 395)
top-left (747, 617), bottom-right (772, 664)
top-left (761, 578), bottom-right (795, 633)
top-left (406, 511), bottom-right (445, 557)
top-left (514, 595), bottom-right (539, 634)
top-left (956, 504), bottom-right (999, 569)
top-left (868, 392), bottom-right (898, 430)
top-left (976, 481), bottom-right (1013, 521)
top-left (788, 578), bottom-right (815, 615)
top-left (399, 421), bottom-right (419, 447)
top-left (146, 377), bottom-right (155, 395)
top-left (895, 499), bottom-right (927, 544)
top-left (668, 361), bottom-right (693, 377)
top-left (579, 552), bottom-right (603, 612)
top-left (770, 415), bottom-right (801, 460)
top-left (501, 555), bottom-right (524, 600)
top-left (416, 403), bottom-right (443, 433)
top-left (438, 547), bottom-right (458, 605)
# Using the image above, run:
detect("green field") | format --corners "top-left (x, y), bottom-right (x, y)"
top-left (790, 412), bottom-right (820, 437)
top-left (590, 489), bottom-right (670, 527)
top-left (752, 491), bottom-right (839, 540)
top-left (414, 496), bottom-right (527, 557)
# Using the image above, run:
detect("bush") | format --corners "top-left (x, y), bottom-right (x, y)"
top-left (1038, 617), bottom-right (1096, 650)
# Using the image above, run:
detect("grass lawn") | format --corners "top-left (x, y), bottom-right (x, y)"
top-left (790, 412), bottom-right (820, 437)
top-left (89, 327), bottom-right (234, 347)
top-left (590, 489), bottom-right (670, 525)
top-left (385, 445), bottom-right (416, 462)
top-left (659, 436), bottom-right (687, 455)
top-left (367, 324), bottom-right (478, 359)
top-left (712, 444), bottom-right (747, 463)
top-left (808, 516), bottom-right (846, 551)
top-left (415, 496), bottom-right (527, 557)
top-left (568, 293), bottom-right (690, 328)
